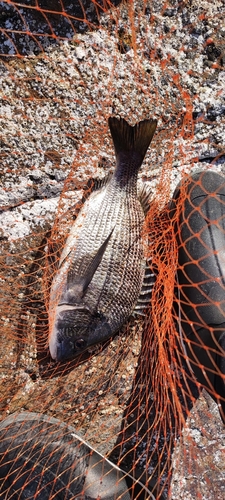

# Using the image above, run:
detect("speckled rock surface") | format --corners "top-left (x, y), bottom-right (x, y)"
top-left (0, 1), bottom-right (225, 498)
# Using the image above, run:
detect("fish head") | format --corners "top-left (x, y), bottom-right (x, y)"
top-left (49, 304), bottom-right (112, 361)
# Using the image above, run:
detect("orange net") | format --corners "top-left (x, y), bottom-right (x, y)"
top-left (0, 0), bottom-right (225, 499)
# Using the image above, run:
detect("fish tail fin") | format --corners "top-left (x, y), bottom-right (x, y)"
top-left (108, 116), bottom-right (157, 166)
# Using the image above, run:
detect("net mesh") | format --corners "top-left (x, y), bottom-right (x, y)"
top-left (0, 0), bottom-right (225, 499)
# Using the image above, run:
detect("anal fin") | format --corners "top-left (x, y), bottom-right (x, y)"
top-left (134, 258), bottom-right (155, 316)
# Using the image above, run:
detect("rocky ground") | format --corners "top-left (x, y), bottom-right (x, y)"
top-left (0, 0), bottom-right (225, 498)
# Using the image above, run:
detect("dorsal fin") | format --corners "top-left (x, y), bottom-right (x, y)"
top-left (71, 174), bottom-right (112, 220)
top-left (83, 173), bottom-right (112, 197)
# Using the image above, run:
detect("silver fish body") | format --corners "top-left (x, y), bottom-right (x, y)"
top-left (0, 411), bottom-right (155, 499)
top-left (49, 117), bottom-right (157, 361)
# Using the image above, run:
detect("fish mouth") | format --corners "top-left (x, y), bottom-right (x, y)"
top-left (57, 303), bottom-right (92, 313)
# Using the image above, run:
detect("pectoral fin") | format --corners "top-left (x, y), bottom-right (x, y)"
top-left (81, 229), bottom-right (114, 294)
top-left (61, 229), bottom-right (114, 304)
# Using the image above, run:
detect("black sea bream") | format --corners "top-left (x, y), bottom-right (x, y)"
top-left (49, 117), bottom-right (157, 361)
top-left (0, 412), bottom-right (154, 498)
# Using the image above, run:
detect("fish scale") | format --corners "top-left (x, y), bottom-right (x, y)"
top-left (75, 191), bottom-right (143, 308)
top-left (69, 194), bottom-right (143, 319)
top-left (49, 116), bottom-right (157, 361)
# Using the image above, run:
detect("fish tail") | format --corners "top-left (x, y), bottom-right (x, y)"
top-left (108, 116), bottom-right (157, 168)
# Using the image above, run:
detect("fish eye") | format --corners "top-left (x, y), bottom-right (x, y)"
top-left (74, 338), bottom-right (87, 350)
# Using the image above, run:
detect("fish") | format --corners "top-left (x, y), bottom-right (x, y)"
top-left (48, 116), bottom-right (157, 361)
top-left (0, 411), bottom-right (154, 499)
